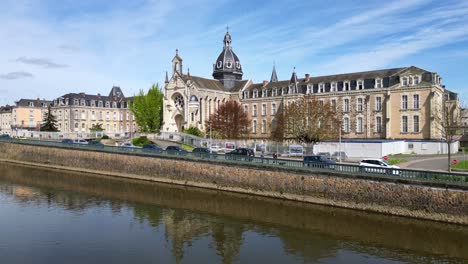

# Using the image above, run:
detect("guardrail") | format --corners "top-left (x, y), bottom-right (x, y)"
top-left (1, 138), bottom-right (467, 187)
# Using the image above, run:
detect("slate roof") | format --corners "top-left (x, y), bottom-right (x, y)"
top-left (15, 99), bottom-right (52, 107)
top-left (183, 75), bottom-right (248, 93)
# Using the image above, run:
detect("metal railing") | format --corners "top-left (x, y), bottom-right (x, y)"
top-left (0, 137), bottom-right (467, 187)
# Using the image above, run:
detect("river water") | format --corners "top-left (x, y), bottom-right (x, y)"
top-left (0, 163), bottom-right (466, 264)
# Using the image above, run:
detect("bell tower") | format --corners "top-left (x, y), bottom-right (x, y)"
top-left (172, 49), bottom-right (183, 75)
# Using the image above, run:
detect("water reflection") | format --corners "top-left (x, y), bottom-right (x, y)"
top-left (0, 163), bottom-right (466, 263)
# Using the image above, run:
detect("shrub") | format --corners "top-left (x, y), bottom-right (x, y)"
top-left (184, 126), bottom-right (203, 137)
top-left (132, 136), bottom-right (152, 147)
top-left (101, 135), bottom-right (110, 140)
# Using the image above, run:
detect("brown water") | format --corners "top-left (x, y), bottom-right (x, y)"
top-left (0, 162), bottom-right (466, 264)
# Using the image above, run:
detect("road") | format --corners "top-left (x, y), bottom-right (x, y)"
top-left (399, 155), bottom-right (468, 171)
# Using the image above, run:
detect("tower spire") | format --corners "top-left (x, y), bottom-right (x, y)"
top-left (165, 71), bottom-right (169, 83)
top-left (270, 63), bottom-right (278, 83)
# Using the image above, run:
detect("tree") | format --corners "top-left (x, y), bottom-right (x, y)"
top-left (439, 93), bottom-right (462, 172)
top-left (270, 101), bottom-right (285, 142)
top-left (184, 126), bottom-right (203, 137)
top-left (90, 123), bottom-right (104, 132)
top-left (206, 100), bottom-right (250, 139)
top-left (130, 83), bottom-right (164, 133)
top-left (40, 105), bottom-right (59, 132)
top-left (282, 96), bottom-right (341, 147)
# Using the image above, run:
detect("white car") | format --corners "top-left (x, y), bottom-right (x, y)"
top-left (209, 145), bottom-right (224, 153)
top-left (359, 159), bottom-right (400, 175)
top-left (73, 139), bottom-right (88, 145)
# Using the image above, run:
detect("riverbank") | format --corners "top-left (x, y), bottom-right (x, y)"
top-left (0, 141), bottom-right (467, 225)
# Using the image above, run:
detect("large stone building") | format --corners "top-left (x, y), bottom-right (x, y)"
top-left (10, 99), bottom-right (51, 132)
top-left (0, 105), bottom-right (13, 135)
top-left (166, 31), bottom-right (460, 141)
top-left (51, 86), bottom-right (136, 135)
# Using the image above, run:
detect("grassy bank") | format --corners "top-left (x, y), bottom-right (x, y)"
top-left (451, 160), bottom-right (468, 170)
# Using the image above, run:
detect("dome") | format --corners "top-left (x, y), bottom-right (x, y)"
top-left (213, 31), bottom-right (243, 76)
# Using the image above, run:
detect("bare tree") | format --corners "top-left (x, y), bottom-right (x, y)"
top-left (439, 93), bottom-right (462, 172)
top-left (282, 96), bottom-right (341, 148)
top-left (206, 100), bottom-right (250, 139)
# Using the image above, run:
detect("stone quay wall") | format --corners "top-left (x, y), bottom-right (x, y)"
top-left (0, 142), bottom-right (466, 224)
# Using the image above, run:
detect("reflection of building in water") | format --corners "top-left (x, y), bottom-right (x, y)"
top-left (162, 210), bottom-right (245, 264)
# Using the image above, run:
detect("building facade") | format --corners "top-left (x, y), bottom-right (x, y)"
top-left (0, 105), bottom-right (13, 135)
top-left (163, 31), bottom-right (458, 141)
top-left (51, 86), bottom-right (136, 135)
top-left (10, 99), bottom-right (51, 132)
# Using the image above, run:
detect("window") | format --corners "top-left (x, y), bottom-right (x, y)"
top-left (343, 117), bottom-right (350, 133)
top-left (375, 78), bottom-right (382, 88)
top-left (357, 80), bottom-right (364, 90)
top-left (126, 112), bottom-right (130, 121)
top-left (272, 88), bottom-right (278, 97)
top-left (105, 101), bottom-right (110, 108)
top-left (81, 110), bottom-right (86, 120)
top-left (262, 104), bottom-right (266, 116)
top-left (113, 112), bottom-right (117, 120)
top-left (243, 91), bottom-right (249, 99)
top-left (91, 100), bottom-right (95, 107)
top-left (271, 103), bottom-right (276, 115)
top-left (413, 115), bottom-right (419, 132)
top-left (74, 99), bottom-right (79, 105)
top-left (402, 77), bottom-right (408, 86)
top-left (357, 117), bottom-right (363, 133)
top-left (413, 94), bottom-right (419, 109)
top-left (252, 120), bottom-right (257, 133)
top-left (306, 85), bottom-right (313, 94)
top-left (98, 101), bottom-right (103, 107)
top-left (413, 76), bottom-right (419, 85)
top-left (282, 87), bottom-right (287, 95)
top-left (261, 120), bottom-right (266, 133)
top-left (401, 95), bottom-right (408, 110)
top-left (74, 110), bottom-right (78, 119)
top-left (376, 96), bottom-right (382, 111)
top-left (343, 99), bottom-right (350, 112)
top-left (376, 116), bottom-right (382, 133)
top-left (344, 81), bottom-right (350, 91)
top-left (81, 99), bottom-right (85, 106)
top-left (331, 99), bottom-right (337, 111)
top-left (318, 83), bottom-right (325, 93)
top-left (262, 89), bottom-right (267, 97)
top-left (252, 105), bottom-right (257, 117)
top-left (253, 89), bottom-right (258, 98)
top-left (319, 100), bottom-right (324, 107)
top-left (191, 112), bottom-right (194, 122)
top-left (243, 105), bottom-right (248, 113)
top-left (331, 82), bottom-right (337, 92)
top-left (106, 112), bottom-right (110, 120)
top-left (402, 116), bottom-right (408, 133)
top-left (357, 98), bottom-right (363, 112)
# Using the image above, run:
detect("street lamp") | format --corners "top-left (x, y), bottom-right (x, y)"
top-left (209, 121), bottom-right (212, 154)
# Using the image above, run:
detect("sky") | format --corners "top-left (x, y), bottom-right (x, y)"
top-left (0, 0), bottom-right (467, 106)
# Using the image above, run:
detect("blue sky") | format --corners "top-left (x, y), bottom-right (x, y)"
top-left (0, 0), bottom-right (467, 105)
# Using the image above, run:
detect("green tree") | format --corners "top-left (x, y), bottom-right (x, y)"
top-left (40, 105), bottom-right (59, 132)
top-left (130, 83), bottom-right (164, 133)
top-left (90, 123), bottom-right (104, 132)
top-left (184, 126), bottom-right (203, 137)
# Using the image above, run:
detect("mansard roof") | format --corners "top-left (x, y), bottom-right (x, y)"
top-left (59, 86), bottom-right (131, 102)
top-left (182, 75), bottom-right (248, 92)
top-left (15, 98), bottom-right (52, 107)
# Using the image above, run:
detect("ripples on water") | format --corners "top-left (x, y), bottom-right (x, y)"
top-left (0, 163), bottom-right (466, 264)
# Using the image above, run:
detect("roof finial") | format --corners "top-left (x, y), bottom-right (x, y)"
top-left (187, 68), bottom-right (191, 78)
top-left (226, 24), bottom-right (229, 33)
top-left (165, 71), bottom-right (169, 83)
top-left (175, 48), bottom-right (179, 55)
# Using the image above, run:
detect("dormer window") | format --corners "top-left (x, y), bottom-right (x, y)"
top-left (412, 76), bottom-right (419, 85)
top-left (74, 99), bottom-right (79, 105)
top-left (243, 91), bottom-right (249, 99)
top-left (344, 81), bottom-right (350, 91)
top-left (216, 61), bottom-right (222, 68)
top-left (236, 61), bottom-right (240, 69)
top-left (65, 98), bottom-right (69, 105)
top-left (306, 84), bottom-right (313, 94)
top-left (253, 89), bottom-right (258, 98)
top-left (105, 101), bottom-right (110, 108)
top-left (318, 83), bottom-right (325, 93)
top-left (357, 80), bottom-right (364, 90)
top-left (29, 102), bottom-right (34, 107)
top-left (226, 61), bottom-right (232, 68)
top-left (98, 101), bottom-right (103, 107)
top-left (80, 99), bottom-right (85, 106)
top-left (282, 87), bottom-right (287, 95)
top-left (272, 88), bottom-right (278, 97)
top-left (91, 100), bottom-right (95, 107)
top-left (331, 82), bottom-right (337, 92)
top-left (375, 78), bottom-right (382, 88)
top-left (402, 77), bottom-right (408, 86)
top-left (112, 102), bottom-right (117, 108)
top-left (262, 89), bottom-right (267, 97)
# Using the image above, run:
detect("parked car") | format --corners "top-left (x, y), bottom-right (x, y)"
top-left (88, 140), bottom-right (104, 147)
top-left (192, 147), bottom-right (210, 153)
top-left (316, 152), bottom-right (331, 159)
top-left (359, 159), bottom-right (400, 175)
top-left (142, 144), bottom-right (163, 153)
top-left (0, 134), bottom-right (10, 139)
top-left (331, 151), bottom-right (348, 162)
top-left (303, 155), bottom-right (336, 168)
top-left (73, 139), bottom-right (88, 145)
top-left (209, 145), bottom-right (224, 153)
top-left (61, 139), bottom-right (74, 144)
top-left (225, 148), bottom-right (255, 161)
top-left (166, 145), bottom-right (188, 155)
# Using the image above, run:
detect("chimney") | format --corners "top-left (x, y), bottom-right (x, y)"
top-left (262, 80), bottom-right (268, 87)
top-left (305, 74), bottom-right (310, 82)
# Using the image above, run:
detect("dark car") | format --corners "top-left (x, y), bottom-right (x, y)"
top-left (225, 148), bottom-right (255, 161)
top-left (165, 145), bottom-right (188, 155)
top-left (88, 140), bottom-right (104, 147)
top-left (0, 134), bottom-right (10, 139)
top-left (303, 155), bottom-right (336, 169)
top-left (143, 144), bottom-right (163, 153)
top-left (192, 147), bottom-right (210, 153)
top-left (61, 139), bottom-right (74, 144)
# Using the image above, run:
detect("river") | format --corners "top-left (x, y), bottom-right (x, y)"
top-left (0, 162), bottom-right (466, 263)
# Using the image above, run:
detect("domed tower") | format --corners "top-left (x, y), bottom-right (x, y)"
top-left (213, 30), bottom-right (243, 90)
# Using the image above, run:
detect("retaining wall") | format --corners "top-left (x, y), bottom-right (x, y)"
top-left (0, 142), bottom-right (466, 224)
